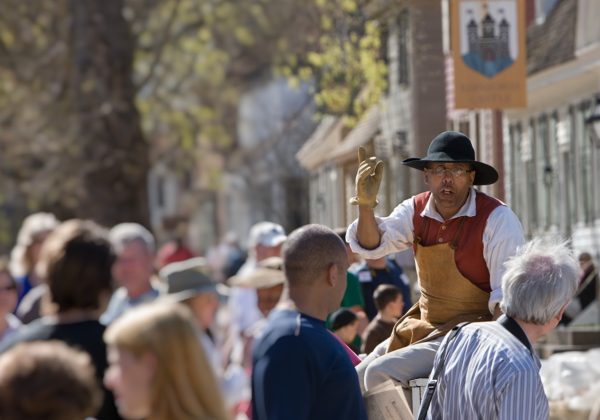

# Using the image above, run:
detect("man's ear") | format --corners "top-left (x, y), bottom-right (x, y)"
top-left (423, 171), bottom-right (429, 186)
top-left (556, 303), bottom-right (569, 322)
top-left (469, 169), bottom-right (476, 185)
top-left (327, 263), bottom-right (339, 287)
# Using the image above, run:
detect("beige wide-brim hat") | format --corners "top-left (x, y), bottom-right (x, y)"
top-left (228, 256), bottom-right (285, 289)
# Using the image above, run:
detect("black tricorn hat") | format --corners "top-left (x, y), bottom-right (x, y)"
top-left (402, 131), bottom-right (498, 185)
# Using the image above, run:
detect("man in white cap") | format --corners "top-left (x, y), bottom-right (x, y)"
top-left (228, 222), bottom-right (287, 335)
top-left (228, 256), bottom-right (286, 370)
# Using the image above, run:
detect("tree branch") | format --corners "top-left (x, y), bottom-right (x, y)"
top-left (136, 0), bottom-right (182, 91)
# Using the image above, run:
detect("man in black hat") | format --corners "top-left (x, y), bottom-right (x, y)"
top-left (347, 131), bottom-right (525, 392)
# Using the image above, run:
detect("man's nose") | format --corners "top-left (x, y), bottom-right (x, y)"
top-left (441, 171), bottom-right (454, 183)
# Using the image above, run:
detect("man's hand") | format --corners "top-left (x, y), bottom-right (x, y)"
top-left (350, 147), bottom-right (384, 208)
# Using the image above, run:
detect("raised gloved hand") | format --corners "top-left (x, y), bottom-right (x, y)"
top-left (349, 146), bottom-right (384, 208)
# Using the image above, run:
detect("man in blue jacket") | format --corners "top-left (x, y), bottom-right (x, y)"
top-left (252, 224), bottom-right (367, 420)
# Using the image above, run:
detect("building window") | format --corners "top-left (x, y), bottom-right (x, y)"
top-left (537, 115), bottom-right (550, 229)
top-left (547, 113), bottom-right (560, 229)
top-left (526, 120), bottom-right (538, 233)
top-left (576, 102), bottom-right (593, 224)
top-left (458, 120), bottom-right (470, 138)
top-left (392, 130), bottom-right (408, 156)
top-left (509, 123), bottom-right (522, 216)
top-left (560, 149), bottom-right (573, 235)
top-left (535, 0), bottom-right (560, 24)
top-left (284, 177), bottom-right (308, 228)
top-left (397, 10), bottom-right (410, 85)
top-left (567, 107), bottom-right (578, 227)
top-left (593, 108), bottom-right (600, 222)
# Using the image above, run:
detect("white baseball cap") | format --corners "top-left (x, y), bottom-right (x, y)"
top-left (249, 222), bottom-right (287, 248)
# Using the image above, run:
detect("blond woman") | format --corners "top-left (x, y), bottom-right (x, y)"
top-left (104, 301), bottom-right (230, 420)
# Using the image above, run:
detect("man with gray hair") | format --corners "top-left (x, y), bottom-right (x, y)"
top-left (252, 224), bottom-right (367, 420)
top-left (422, 239), bottom-right (579, 420)
top-left (100, 223), bottom-right (159, 325)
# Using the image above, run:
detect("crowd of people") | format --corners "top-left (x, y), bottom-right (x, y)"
top-left (0, 131), bottom-right (597, 420)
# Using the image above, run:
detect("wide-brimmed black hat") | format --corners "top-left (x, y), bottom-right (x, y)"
top-left (402, 131), bottom-right (498, 185)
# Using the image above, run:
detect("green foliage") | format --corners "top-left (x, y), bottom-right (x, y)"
top-left (275, 0), bottom-right (388, 127)
top-left (0, 0), bottom-right (390, 225)
top-left (133, 0), bottom-right (388, 156)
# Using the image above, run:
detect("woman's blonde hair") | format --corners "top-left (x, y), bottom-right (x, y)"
top-left (104, 302), bottom-right (230, 420)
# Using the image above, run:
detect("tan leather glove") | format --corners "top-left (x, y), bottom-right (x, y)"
top-left (349, 146), bottom-right (384, 208)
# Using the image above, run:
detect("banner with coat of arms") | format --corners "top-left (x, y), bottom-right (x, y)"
top-left (451, 0), bottom-right (526, 109)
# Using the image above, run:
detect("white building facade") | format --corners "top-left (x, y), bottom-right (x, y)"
top-left (504, 0), bottom-right (600, 257)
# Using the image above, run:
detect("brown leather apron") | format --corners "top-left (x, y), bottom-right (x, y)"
top-left (387, 218), bottom-right (492, 352)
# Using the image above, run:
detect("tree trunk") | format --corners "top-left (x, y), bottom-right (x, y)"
top-left (68, 0), bottom-right (149, 227)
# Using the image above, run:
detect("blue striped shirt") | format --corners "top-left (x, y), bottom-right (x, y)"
top-left (427, 321), bottom-right (549, 420)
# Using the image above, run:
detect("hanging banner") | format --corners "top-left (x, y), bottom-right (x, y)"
top-left (451, 0), bottom-right (527, 109)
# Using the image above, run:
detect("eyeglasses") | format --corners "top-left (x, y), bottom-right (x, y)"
top-left (426, 166), bottom-right (473, 178)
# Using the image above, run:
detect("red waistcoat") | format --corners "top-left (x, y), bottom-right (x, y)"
top-left (412, 191), bottom-right (502, 292)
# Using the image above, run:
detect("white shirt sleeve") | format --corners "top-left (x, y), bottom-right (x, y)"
top-left (346, 197), bottom-right (415, 259)
top-left (483, 205), bottom-right (525, 314)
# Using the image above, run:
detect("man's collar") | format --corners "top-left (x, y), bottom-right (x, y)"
top-left (128, 286), bottom-right (159, 303)
top-left (420, 187), bottom-right (477, 222)
top-left (497, 314), bottom-right (534, 357)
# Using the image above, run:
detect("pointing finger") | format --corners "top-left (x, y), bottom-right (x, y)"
top-left (358, 147), bottom-right (366, 164)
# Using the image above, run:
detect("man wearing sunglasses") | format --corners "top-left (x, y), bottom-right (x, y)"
top-left (347, 131), bottom-right (525, 392)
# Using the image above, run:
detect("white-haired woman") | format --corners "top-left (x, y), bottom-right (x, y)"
top-left (9, 212), bottom-right (58, 321)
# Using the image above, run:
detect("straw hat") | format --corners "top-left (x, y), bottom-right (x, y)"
top-left (228, 257), bottom-right (285, 289)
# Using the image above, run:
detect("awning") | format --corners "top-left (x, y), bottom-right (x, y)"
top-left (296, 115), bottom-right (342, 172)
top-left (329, 105), bottom-right (381, 163)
